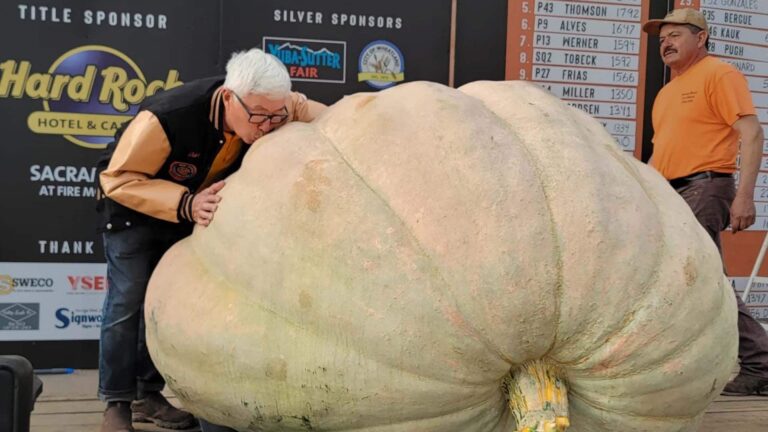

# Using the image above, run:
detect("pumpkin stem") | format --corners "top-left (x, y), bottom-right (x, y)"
top-left (504, 359), bottom-right (570, 432)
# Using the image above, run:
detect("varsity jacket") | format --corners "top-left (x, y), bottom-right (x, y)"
top-left (96, 76), bottom-right (310, 232)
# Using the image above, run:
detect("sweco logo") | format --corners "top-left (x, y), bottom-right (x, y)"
top-left (0, 45), bottom-right (183, 149)
top-left (0, 275), bottom-right (12, 295)
top-left (0, 274), bottom-right (54, 294)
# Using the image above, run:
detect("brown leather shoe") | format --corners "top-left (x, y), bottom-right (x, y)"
top-left (721, 374), bottom-right (768, 396)
top-left (100, 402), bottom-right (134, 432)
top-left (131, 392), bottom-right (196, 429)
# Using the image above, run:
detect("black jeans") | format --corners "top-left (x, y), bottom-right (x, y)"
top-left (98, 224), bottom-right (189, 401)
top-left (677, 177), bottom-right (768, 379)
top-left (199, 419), bottom-right (238, 432)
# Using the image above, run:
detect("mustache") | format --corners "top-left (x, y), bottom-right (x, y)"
top-left (663, 47), bottom-right (677, 55)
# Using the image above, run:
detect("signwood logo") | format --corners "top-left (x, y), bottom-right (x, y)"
top-left (263, 37), bottom-right (346, 83)
top-left (0, 45), bottom-right (183, 149)
top-left (55, 307), bottom-right (102, 329)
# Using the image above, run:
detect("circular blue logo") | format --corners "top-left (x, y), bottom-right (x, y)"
top-left (358, 40), bottom-right (405, 90)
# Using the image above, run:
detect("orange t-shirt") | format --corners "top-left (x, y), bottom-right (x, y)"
top-left (650, 56), bottom-right (756, 180)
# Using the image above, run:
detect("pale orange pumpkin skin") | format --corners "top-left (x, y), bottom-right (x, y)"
top-left (146, 81), bottom-right (737, 431)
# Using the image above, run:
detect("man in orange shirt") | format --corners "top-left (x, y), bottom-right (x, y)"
top-left (643, 9), bottom-right (768, 395)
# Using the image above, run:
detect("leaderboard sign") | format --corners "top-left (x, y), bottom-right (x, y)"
top-left (506, 0), bottom-right (650, 157)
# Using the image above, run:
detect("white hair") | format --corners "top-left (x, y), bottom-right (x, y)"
top-left (223, 48), bottom-right (291, 98)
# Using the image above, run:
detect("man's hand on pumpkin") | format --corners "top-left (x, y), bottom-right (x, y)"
top-left (192, 180), bottom-right (225, 226)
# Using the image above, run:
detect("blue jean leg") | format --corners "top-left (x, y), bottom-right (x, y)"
top-left (199, 419), bottom-right (238, 432)
top-left (98, 224), bottom-right (187, 401)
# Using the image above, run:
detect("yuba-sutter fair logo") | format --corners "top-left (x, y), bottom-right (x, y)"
top-left (263, 36), bottom-right (346, 83)
top-left (0, 45), bottom-right (182, 149)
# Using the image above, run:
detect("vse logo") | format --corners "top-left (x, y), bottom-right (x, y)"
top-left (67, 275), bottom-right (107, 291)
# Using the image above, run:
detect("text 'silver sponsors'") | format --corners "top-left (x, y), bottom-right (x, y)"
top-left (0, 45), bottom-right (182, 149)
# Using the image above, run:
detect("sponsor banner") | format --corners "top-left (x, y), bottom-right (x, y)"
top-left (223, 0), bottom-right (451, 104)
top-left (0, 0), bottom-right (220, 263)
top-left (0, 0), bottom-right (451, 348)
top-left (2, 0), bottom-right (451, 266)
top-left (0, 262), bottom-right (106, 340)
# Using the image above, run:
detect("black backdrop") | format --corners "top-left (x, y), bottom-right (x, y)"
top-left (1, 0), bottom-right (670, 370)
top-left (0, 0), bottom-right (507, 368)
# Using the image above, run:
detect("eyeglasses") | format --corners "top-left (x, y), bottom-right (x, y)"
top-left (233, 93), bottom-right (288, 125)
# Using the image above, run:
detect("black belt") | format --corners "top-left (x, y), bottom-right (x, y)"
top-left (669, 171), bottom-right (732, 190)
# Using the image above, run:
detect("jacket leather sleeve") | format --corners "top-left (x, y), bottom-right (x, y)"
top-left (99, 110), bottom-right (190, 223)
top-left (290, 91), bottom-right (326, 122)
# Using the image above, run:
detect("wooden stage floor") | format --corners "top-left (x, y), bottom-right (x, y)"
top-left (31, 370), bottom-right (768, 431)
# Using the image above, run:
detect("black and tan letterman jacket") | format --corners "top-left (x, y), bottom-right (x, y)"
top-left (97, 76), bottom-right (312, 232)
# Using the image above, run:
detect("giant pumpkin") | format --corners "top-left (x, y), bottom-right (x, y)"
top-left (145, 81), bottom-right (737, 431)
